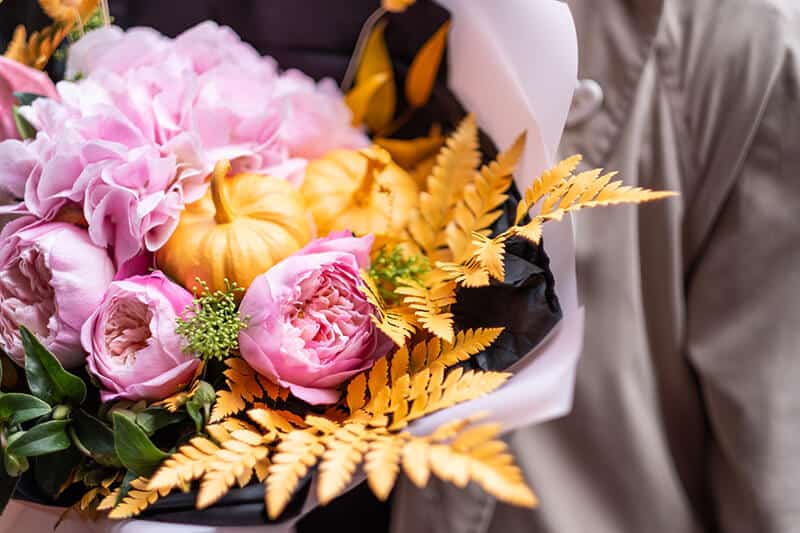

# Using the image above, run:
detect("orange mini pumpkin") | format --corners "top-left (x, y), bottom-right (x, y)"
top-left (300, 146), bottom-right (418, 237)
top-left (156, 160), bottom-right (313, 294)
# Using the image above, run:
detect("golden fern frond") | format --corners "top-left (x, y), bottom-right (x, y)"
top-left (446, 132), bottom-right (526, 262)
top-left (266, 429), bottom-right (327, 519)
top-left (317, 423), bottom-right (370, 504)
top-left (428, 423), bottom-right (538, 508)
top-left (515, 155), bottom-right (582, 224)
top-left (147, 435), bottom-right (221, 492)
top-left (408, 114), bottom-right (480, 257)
top-left (96, 485), bottom-right (122, 512)
top-left (3, 25), bottom-right (32, 66)
top-left (211, 358), bottom-right (289, 422)
top-left (427, 328), bottom-right (504, 369)
top-left (359, 270), bottom-right (415, 346)
top-left (437, 259), bottom-right (490, 288)
top-left (365, 431), bottom-right (407, 500)
top-left (394, 367), bottom-right (511, 428)
top-left (396, 271), bottom-right (456, 343)
top-left (4, 22), bottom-right (72, 70)
top-left (196, 429), bottom-right (271, 509)
top-left (515, 165), bottom-right (676, 243)
top-left (247, 407), bottom-right (305, 439)
top-left (107, 478), bottom-right (170, 519)
top-left (401, 438), bottom-right (431, 487)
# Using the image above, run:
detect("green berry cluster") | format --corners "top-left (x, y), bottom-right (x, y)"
top-left (175, 279), bottom-right (248, 361)
top-left (368, 246), bottom-right (429, 305)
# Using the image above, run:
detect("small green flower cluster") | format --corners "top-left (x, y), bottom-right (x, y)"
top-left (176, 279), bottom-right (248, 361)
top-left (368, 246), bottom-right (429, 305)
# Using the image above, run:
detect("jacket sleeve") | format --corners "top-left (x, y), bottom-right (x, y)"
top-left (685, 23), bottom-right (800, 532)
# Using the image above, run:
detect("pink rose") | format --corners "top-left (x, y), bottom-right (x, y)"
top-left (82, 271), bottom-right (200, 402)
top-left (0, 217), bottom-right (115, 368)
top-left (0, 57), bottom-right (58, 142)
top-left (238, 232), bottom-right (392, 405)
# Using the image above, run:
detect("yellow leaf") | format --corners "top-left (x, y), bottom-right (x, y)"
top-left (405, 21), bottom-right (450, 109)
top-left (374, 124), bottom-right (445, 169)
top-left (356, 20), bottom-right (396, 131)
top-left (383, 0), bottom-right (415, 12)
top-left (346, 72), bottom-right (390, 126)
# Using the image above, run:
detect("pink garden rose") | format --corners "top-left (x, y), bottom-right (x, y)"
top-left (238, 232), bottom-right (392, 405)
top-left (0, 217), bottom-right (114, 368)
top-left (82, 271), bottom-right (200, 402)
top-left (0, 57), bottom-right (58, 142)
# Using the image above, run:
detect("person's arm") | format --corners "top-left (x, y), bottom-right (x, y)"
top-left (686, 22), bottom-right (800, 531)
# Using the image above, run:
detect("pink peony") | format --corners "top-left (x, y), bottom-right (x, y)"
top-left (0, 57), bottom-right (58, 142)
top-left (0, 217), bottom-right (115, 368)
top-left (82, 271), bottom-right (200, 402)
top-left (238, 232), bottom-right (392, 405)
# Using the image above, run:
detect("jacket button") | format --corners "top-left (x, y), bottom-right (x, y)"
top-left (566, 78), bottom-right (604, 128)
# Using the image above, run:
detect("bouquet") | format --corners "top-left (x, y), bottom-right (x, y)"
top-left (0, 0), bottom-right (673, 527)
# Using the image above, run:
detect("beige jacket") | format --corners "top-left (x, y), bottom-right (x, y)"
top-left (392, 0), bottom-right (800, 531)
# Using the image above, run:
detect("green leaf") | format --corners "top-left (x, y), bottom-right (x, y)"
top-left (6, 420), bottom-right (71, 457)
top-left (135, 406), bottom-right (184, 436)
top-left (32, 446), bottom-right (81, 499)
top-left (0, 393), bottom-right (51, 426)
top-left (21, 326), bottom-right (86, 405)
top-left (13, 92), bottom-right (44, 106)
top-left (12, 107), bottom-right (36, 141)
top-left (112, 412), bottom-right (168, 478)
top-left (72, 409), bottom-right (121, 467)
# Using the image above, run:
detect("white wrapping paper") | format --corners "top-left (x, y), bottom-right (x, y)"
top-left (0, 1), bottom-right (579, 531)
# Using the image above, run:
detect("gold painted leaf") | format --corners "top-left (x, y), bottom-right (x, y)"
top-left (405, 21), bottom-right (450, 109)
top-left (356, 20), bottom-right (396, 132)
top-left (383, 0), bottom-right (415, 12)
top-left (345, 72), bottom-right (390, 126)
top-left (374, 124), bottom-right (445, 169)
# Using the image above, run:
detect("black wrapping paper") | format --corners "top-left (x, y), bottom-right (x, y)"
top-left (3, 0), bottom-right (562, 527)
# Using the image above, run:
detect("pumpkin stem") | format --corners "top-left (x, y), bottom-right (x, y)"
top-left (352, 148), bottom-right (390, 206)
top-left (211, 160), bottom-right (236, 224)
